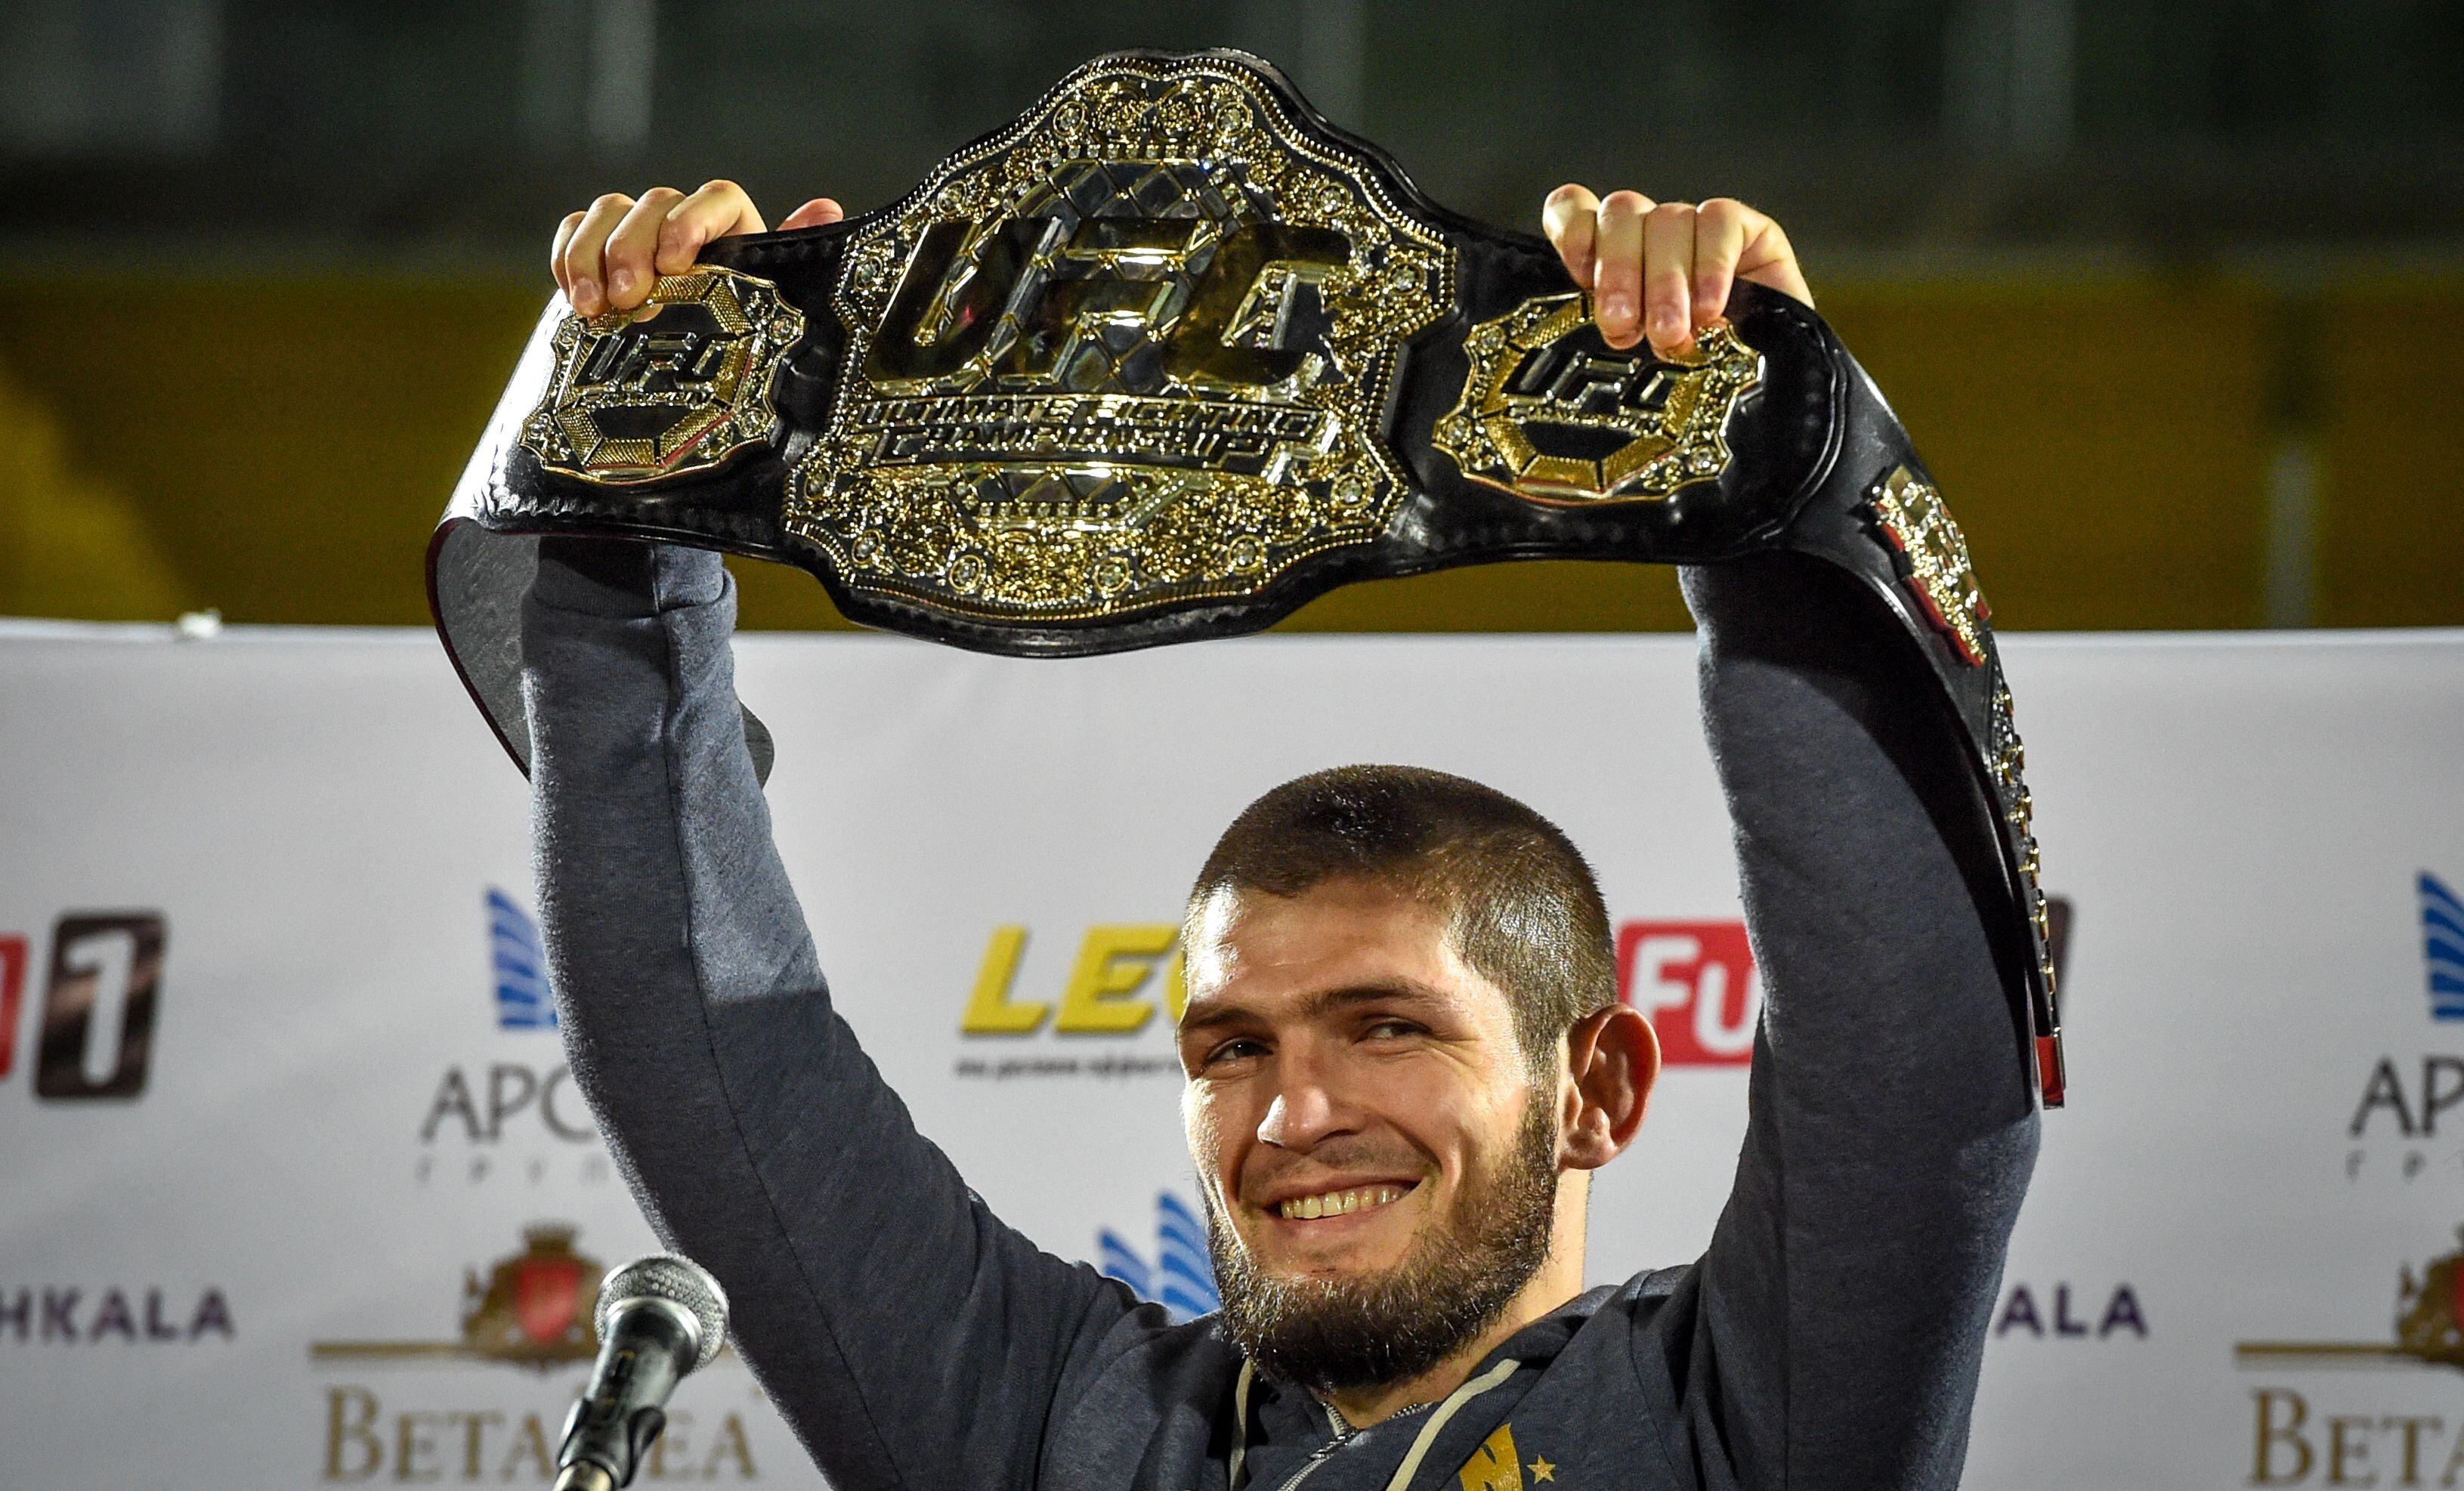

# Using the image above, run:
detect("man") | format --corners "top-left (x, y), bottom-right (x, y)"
top-left (527, 179), bottom-right (2039, 1489)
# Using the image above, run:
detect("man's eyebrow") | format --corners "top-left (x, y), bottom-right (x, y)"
top-left (1301, 980), bottom-right (1451, 1019)
top-left (1177, 978), bottom-right (1453, 1035)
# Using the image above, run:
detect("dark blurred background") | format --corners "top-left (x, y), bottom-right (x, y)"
top-left (0, 0), bottom-right (2456, 632)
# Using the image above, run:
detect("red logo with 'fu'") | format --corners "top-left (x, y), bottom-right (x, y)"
top-left (1618, 921), bottom-right (1761, 1066)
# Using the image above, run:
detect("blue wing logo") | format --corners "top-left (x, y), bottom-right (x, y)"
top-left (488, 887), bottom-right (556, 1031)
top-left (1099, 1192), bottom-right (1219, 1322)
top-left (2427, 873), bottom-right (2464, 1022)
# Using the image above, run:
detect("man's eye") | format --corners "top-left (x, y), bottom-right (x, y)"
top-left (1205, 1038), bottom-right (1266, 1066)
top-left (1365, 1019), bottom-right (1421, 1041)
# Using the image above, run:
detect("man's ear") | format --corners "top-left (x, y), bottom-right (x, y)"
top-left (1559, 1004), bottom-right (1659, 1171)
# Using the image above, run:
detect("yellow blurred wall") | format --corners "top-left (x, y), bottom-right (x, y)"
top-left (0, 274), bottom-right (2451, 631)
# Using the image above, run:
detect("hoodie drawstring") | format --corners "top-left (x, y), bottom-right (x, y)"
top-left (1225, 1356), bottom-right (1523, 1491)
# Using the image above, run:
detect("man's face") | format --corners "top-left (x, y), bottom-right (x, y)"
top-left (1176, 877), bottom-right (1561, 1386)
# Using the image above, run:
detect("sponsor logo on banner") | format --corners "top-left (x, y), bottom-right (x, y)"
top-left (415, 890), bottom-right (604, 1191)
top-left (2345, 872), bottom-right (2464, 1184)
top-left (489, 889), bottom-right (555, 1031)
top-left (1098, 1191), bottom-right (1220, 1322)
top-left (0, 933), bottom-right (23, 1078)
top-left (0, 1282), bottom-right (233, 1344)
top-left (311, 1225), bottom-right (762, 1484)
top-left (953, 923), bottom-right (1187, 1081)
top-left (2425, 873), bottom-right (2464, 1022)
top-left (2235, 1223), bottom-right (2464, 1485)
top-left (1991, 1280), bottom-right (2147, 1340)
top-left (1618, 920), bottom-right (1759, 1066)
top-left (313, 1224), bottom-right (603, 1368)
top-left (2237, 1227), bottom-right (2464, 1374)
top-left (0, 911), bottom-right (168, 1099)
top-left (957, 904), bottom-right (2079, 1081)
top-left (1615, 901), bottom-right (2073, 1068)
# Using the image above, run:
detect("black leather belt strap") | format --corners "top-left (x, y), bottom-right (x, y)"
top-left (428, 47), bottom-right (2064, 1105)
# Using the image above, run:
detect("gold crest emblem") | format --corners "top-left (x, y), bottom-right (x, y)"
top-left (309, 1223), bottom-right (604, 1371)
top-left (1434, 292), bottom-right (1761, 504)
top-left (522, 267), bottom-right (804, 484)
top-left (781, 54), bottom-right (1453, 622)
top-left (2237, 1226), bottom-right (2464, 1372)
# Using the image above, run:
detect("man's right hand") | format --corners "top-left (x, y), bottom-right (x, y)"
top-left (550, 182), bottom-right (845, 317)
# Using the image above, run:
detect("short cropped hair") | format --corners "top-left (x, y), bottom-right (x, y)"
top-left (1187, 765), bottom-right (1618, 1069)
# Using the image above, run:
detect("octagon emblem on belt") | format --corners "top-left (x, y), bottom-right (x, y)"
top-left (521, 267), bottom-right (805, 484)
top-left (1435, 292), bottom-right (1763, 504)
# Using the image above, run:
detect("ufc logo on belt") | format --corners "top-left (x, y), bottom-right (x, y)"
top-left (575, 302), bottom-right (734, 391)
top-left (869, 216), bottom-right (1351, 394)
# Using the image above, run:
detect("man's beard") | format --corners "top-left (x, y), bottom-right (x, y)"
top-left (1204, 1093), bottom-right (1560, 1393)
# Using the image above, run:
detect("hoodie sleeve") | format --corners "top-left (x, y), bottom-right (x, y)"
top-left (518, 538), bottom-right (1133, 1491)
top-left (1664, 552), bottom-right (2042, 1491)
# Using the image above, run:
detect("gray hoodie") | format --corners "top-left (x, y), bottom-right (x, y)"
top-left (519, 543), bottom-right (2039, 1491)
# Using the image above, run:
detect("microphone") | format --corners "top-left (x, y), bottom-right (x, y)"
top-left (552, 1254), bottom-right (731, 1491)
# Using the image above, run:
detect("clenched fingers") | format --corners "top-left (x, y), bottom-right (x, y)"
top-left (1541, 186), bottom-right (1815, 359)
top-left (1541, 184), bottom-right (1600, 298)
top-left (549, 181), bottom-right (775, 316)
top-left (1592, 190), bottom-right (1652, 350)
top-left (651, 179), bottom-right (768, 276)
top-left (1732, 208), bottom-right (1810, 309)
top-left (778, 197), bottom-right (846, 230)
top-left (1692, 197), bottom-right (1813, 321)
top-left (1642, 202), bottom-right (1697, 355)
top-left (550, 210), bottom-right (586, 298)
top-left (1690, 198), bottom-right (1751, 328)
top-left (604, 187), bottom-right (686, 311)
top-left (555, 193), bottom-right (635, 315)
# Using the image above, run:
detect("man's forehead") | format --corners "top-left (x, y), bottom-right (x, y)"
top-left (1185, 877), bottom-right (1449, 961)
top-left (1179, 879), bottom-right (1491, 1020)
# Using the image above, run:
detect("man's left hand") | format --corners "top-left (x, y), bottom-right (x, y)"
top-left (1541, 187), bottom-right (1812, 358)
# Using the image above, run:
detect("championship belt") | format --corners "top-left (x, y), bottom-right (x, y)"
top-left (428, 48), bottom-right (2064, 1106)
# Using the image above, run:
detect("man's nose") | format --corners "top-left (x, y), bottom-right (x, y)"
top-left (1256, 1056), bottom-right (1358, 1150)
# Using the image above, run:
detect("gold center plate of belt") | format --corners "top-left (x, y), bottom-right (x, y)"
top-left (782, 55), bottom-right (1453, 622)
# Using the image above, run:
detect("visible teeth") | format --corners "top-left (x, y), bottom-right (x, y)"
top-left (1278, 1186), bottom-right (1405, 1220)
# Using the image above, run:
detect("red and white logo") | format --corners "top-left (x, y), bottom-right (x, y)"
top-left (1617, 920), bottom-right (1761, 1066)
top-left (0, 913), bottom-right (166, 1098)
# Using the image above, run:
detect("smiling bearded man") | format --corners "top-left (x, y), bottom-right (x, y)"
top-left (525, 175), bottom-right (2044, 1491)
top-left (1187, 770), bottom-right (1594, 1400)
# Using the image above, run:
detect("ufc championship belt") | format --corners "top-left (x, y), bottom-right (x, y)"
top-left (429, 48), bottom-right (2064, 1106)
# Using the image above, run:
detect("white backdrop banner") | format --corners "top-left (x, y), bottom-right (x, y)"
top-left (1, 620), bottom-right (2459, 1489)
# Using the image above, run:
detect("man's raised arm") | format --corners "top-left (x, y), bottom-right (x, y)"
top-left (521, 183), bottom-right (1139, 1490)
top-left (1540, 187), bottom-right (2041, 1488)
top-left (1676, 554), bottom-right (2041, 1490)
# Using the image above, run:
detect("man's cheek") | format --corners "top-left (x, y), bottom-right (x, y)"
top-left (1181, 1094), bottom-right (1238, 1209)
top-left (1181, 1084), bottom-right (1220, 1162)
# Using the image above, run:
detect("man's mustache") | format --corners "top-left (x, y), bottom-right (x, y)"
top-left (1235, 1141), bottom-right (1432, 1205)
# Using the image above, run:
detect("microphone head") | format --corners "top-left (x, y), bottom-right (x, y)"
top-left (596, 1255), bottom-right (729, 1371)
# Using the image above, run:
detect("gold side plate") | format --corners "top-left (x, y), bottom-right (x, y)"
top-left (1871, 464), bottom-right (1989, 667)
top-left (781, 55), bottom-right (1454, 621)
top-left (1433, 292), bottom-right (1762, 504)
top-left (1988, 679), bottom-right (2056, 1004)
top-left (521, 267), bottom-right (805, 485)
